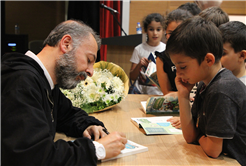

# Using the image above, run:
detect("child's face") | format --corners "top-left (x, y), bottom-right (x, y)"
top-left (165, 21), bottom-right (181, 41)
top-left (221, 42), bottom-right (241, 72)
top-left (146, 21), bottom-right (163, 46)
top-left (170, 53), bottom-right (210, 85)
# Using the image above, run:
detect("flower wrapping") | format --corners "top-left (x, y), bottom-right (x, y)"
top-left (61, 61), bottom-right (129, 113)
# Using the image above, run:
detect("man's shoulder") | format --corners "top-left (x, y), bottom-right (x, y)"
top-left (2, 54), bottom-right (48, 93)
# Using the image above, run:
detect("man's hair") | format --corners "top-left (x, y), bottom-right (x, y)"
top-left (219, 21), bottom-right (246, 53)
top-left (164, 9), bottom-right (193, 30)
top-left (166, 16), bottom-right (223, 64)
top-left (199, 6), bottom-right (229, 27)
top-left (43, 19), bottom-right (101, 51)
top-left (178, 2), bottom-right (201, 16)
top-left (142, 13), bottom-right (165, 32)
top-left (195, 0), bottom-right (223, 10)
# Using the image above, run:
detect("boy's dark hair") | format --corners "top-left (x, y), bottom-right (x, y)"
top-left (219, 21), bottom-right (246, 53)
top-left (164, 9), bottom-right (193, 30)
top-left (199, 6), bottom-right (229, 27)
top-left (142, 13), bottom-right (165, 32)
top-left (166, 16), bottom-right (223, 65)
top-left (178, 2), bottom-right (201, 16)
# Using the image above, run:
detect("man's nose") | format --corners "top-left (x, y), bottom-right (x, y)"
top-left (86, 65), bottom-right (94, 77)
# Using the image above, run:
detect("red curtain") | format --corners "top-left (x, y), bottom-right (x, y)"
top-left (99, 1), bottom-right (121, 61)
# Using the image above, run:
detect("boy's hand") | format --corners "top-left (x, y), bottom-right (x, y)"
top-left (167, 117), bottom-right (181, 129)
top-left (175, 76), bottom-right (195, 98)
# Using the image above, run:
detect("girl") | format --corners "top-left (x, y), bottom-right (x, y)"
top-left (156, 9), bottom-right (193, 96)
top-left (155, 9), bottom-right (192, 128)
top-left (129, 13), bottom-right (165, 95)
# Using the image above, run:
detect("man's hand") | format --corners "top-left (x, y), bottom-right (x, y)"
top-left (97, 132), bottom-right (127, 159)
top-left (83, 125), bottom-right (108, 141)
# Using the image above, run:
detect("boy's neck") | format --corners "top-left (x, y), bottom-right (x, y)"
top-left (203, 62), bottom-right (222, 86)
top-left (232, 63), bottom-right (246, 78)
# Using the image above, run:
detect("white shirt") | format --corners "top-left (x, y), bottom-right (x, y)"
top-left (130, 42), bottom-right (166, 95)
top-left (239, 75), bottom-right (246, 85)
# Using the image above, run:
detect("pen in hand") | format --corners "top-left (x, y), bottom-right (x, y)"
top-left (103, 128), bottom-right (110, 135)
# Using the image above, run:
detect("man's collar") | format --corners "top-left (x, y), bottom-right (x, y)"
top-left (25, 51), bottom-right (54, 90)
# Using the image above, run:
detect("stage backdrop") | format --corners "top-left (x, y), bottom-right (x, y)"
top-left (68, 1), bottom-right (122, 61)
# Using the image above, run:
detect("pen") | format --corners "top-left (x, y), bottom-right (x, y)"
top-left (103, 128), bottom-right (110, 135)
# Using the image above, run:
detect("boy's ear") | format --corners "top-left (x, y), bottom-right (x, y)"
top-left (239, 50), bottom-right (246, 61)
top-left (59, 35), bottom-right (72, 53)
top-left (204, 53), bottom-right (215, 67)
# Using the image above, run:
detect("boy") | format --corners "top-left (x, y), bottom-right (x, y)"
top-left (166, 16), bottom-right (246, 165)
top-left (219, 21), bottom-right (246, 85)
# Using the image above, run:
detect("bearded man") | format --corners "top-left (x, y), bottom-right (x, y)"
top-left (1, 20), bottom-right (127, 166)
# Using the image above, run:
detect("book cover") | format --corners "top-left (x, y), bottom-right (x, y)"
top-left (131, 116), bottom-right (182, 135)
top-left (101, 140), bottom-right (148, 162)
top-left (139, 52), bottom-right (157, 86)
top-left (141, 94), bottom-right (179, 114)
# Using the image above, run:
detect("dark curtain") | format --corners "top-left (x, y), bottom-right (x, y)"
top-left (68, 1), bottom-right (122, 61)
top-left (68, 1), bottom-right (101, 62)
top-left (1, 1), bottom-right (6, 55)
top-left (99, 1), bottom-right (122, 61)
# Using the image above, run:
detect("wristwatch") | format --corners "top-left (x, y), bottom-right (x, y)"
top-left (93, 141), bottom-right (106, 160)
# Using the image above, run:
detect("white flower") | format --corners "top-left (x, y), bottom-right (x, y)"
top-left (61, 68), bottom-right (125, 113)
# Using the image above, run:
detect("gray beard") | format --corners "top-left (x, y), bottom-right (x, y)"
top-left (55, 50), bottom-right (87, 89)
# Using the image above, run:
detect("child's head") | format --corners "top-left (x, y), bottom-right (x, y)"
top-left (166, 16), bottom-right (223, 65)
top-left (178, 2), bottom-right (201, 16)
top-left (142, 13), bottom-right (165, 32)
top-left (199, 6), bottom-right (229, 27)
top-left (166, 16), bottom-right (223, 84)
top-left (219, 21), bottom-right (246, 75)
top-left (164, 9), bottom-right (193, 40)
top-left (142, 13), bottom-right (165, 46)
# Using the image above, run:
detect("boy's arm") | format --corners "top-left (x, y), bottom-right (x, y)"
top-left (199, 136), bottom-right (223, 158)
top-left (175, 76), bottom-right (198, 143)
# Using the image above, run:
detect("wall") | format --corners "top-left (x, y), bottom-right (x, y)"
top-left (5, 1), bottom-right (65, 42)
top-left (129, 0), bottom-right (246, 35)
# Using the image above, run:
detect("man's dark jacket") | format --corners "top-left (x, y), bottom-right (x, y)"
top-left (1, 52), bottom-right (105, 166)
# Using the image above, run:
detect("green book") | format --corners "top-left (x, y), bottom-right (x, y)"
top-left (141, 95), bottom-right (179, 114)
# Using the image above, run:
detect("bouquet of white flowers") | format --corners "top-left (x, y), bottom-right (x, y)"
top-left (61, 61), bottom-right (129, 113)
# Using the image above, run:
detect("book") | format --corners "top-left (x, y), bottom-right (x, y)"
top-left (141, 93), bottom-right (179, 114)
top-left (146, 71), bottom-right (161, 90)
top-left (102, 140), bottom-right (148, 162)
top-left (140, 52), bottom-right (159, 86)
top-left (131, 116), bottom-right (182, 135)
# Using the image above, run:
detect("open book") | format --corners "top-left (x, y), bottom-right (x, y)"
top-left (131, 116), bottom-right (182, 135)
top-left (102, 140), bottom-right (148, 162)
top-left (141, 93), bottom-right (179, 114)
top-left (140, 52), bottom-right (161, 89)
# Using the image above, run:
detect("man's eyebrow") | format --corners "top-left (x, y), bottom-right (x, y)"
top-left (92, 54), bottom-right (96, 61)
